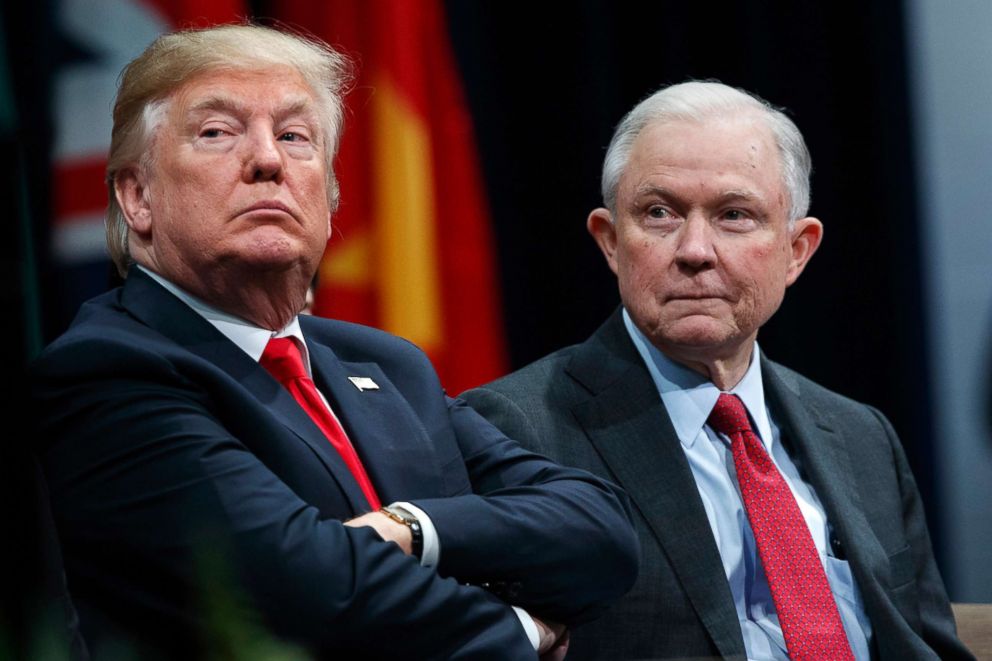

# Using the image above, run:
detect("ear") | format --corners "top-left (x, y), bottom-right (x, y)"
top-left (784, 216), bottom-right (823, 286)
top-left (115, 167), bottom-right (153, 237)
top-left (587, 207), bottom-right (620, 276)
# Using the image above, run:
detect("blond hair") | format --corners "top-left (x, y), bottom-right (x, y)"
top-left (105, 23), bottom-right (351, 276)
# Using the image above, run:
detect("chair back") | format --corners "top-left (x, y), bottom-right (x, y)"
top-left (952, 603), bottom-right (992, 659)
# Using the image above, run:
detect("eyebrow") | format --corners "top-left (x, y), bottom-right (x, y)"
top-left (186, 95), bottom-right (251, 117)
top-left (717, 189), bottom-right (762, 203)
top-left (632, 185), bottom-right (763, 203)
top-left (186, 95), bottom-right (319, 126)
top-left (631, 184), bottom-right (674, 199)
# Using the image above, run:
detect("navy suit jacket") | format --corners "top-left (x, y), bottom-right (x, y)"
top-left (463, 309), bottom-right (972, 661)
top-left (32, 270), bottom-right (639, 660)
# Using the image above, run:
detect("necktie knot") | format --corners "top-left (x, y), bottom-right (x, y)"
top-left (707, 393), bottom-right (752, 436)
top-left (260, 337), bottom-right (308, 383)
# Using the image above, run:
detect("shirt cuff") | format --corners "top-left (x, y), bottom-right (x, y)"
top-left (390, 503), bottom-right (536, 650)
top-left (512, 606), bottom-right (541, 651)
top-left (391, 502), bottom-right (439, 567)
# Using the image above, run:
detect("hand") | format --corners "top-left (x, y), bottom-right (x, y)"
top-left (539, 631), bottom-right (569, 661)
top-left (532, 615), bottom-right (568, 659)
top-left (344, 511), bottom-right (413, 555)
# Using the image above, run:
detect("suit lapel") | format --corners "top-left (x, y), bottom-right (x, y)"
top-left (305, 340), bottom-right (443, 505)
top-left (762, 361), bottom-right (889, 583)
top-left (568, 311), bottom-right (746, 658)
top-left (119, 269), bottom-right (369, 513)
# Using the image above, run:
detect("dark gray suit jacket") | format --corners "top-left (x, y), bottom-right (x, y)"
top-left (462, 309), bottom-right (971, 661)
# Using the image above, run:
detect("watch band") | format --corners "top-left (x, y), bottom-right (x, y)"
top-left (379, 506), bottom-right (424, 560)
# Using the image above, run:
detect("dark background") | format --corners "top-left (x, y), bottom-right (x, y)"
top-left (3, 0), bottom-right (941, 650)
top-left (440, 1), bottom-right (932, 499)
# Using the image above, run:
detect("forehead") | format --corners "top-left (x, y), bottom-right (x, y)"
top-left (169, 66), bottom-right (320, 121)
top-left (622, 114), bottom-right (787, 203)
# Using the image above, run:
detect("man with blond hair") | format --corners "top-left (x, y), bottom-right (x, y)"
top-left (464, 81), bottom-right (971, 660)
top-left (33, 24), bottom-right (638, 659)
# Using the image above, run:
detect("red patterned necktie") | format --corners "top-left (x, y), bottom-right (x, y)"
top-left (708, 393), bottom-right (853, 661)
top-left (260, 337), bottom-right (381, 510)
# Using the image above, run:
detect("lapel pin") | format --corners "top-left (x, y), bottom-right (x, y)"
top-left (348, 376), bottom-right (380, 392)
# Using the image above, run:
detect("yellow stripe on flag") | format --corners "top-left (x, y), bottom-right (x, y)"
top-left (371, 77), bottom-right (442, 350)
top-left (321, 229), bottom-right (371, 287)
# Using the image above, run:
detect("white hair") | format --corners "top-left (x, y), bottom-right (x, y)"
top-left (601, 81), bottom-right (812, 221)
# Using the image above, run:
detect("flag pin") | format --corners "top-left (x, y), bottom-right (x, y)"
top-left (348, 376), bottom-right (379, 392)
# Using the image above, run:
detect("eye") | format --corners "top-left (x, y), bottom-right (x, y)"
top-left (721, 209), bottom-right (758, 225)
top-left (200, 127), bottom-right (227, 138)
top-left (279, 131), bottom-right (309, 143)
top-left (718, 208), bottom-right (759, 232)
top-left (648, 206), bottom-right (670, 219)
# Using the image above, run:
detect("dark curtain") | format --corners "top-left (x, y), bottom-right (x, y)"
top-left (444, 1), bottom-right (936, 528)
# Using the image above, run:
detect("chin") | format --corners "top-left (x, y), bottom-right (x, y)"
top-left (651, 316), bottom-right (741, 352)
top-left (230, 236), bottom-right (313, 268)
top-left (217, 248), bottom-right (302, 273)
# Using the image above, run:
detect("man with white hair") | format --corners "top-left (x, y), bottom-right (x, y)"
top-left (32, 24), bottom-right (639, 659)
top-left (463, 81), bottom-right (971, 660)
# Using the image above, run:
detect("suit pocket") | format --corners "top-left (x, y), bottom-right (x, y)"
top-left (887, 545), bottom-right (924, 634)
top-left (887, 545), bottom-right (915, 589)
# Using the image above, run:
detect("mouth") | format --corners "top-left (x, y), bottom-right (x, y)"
top-left (238, 200), bottom-right (295, 220)
top-left (667, 294), bottom-right (726, 301)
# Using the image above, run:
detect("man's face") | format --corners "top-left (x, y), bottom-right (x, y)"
top-left (123, 66), bottom-right (333, 291)
top-left (588, 115), bottom-right (822, 366)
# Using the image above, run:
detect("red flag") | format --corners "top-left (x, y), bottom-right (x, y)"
top-left (277, 1), bottom-right (509, 393)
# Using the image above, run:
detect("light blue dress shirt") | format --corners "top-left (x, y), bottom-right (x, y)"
top-left (622, 310), bottom-right (872, 660)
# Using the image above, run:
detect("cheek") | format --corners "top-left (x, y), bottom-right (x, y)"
top-left (617, 233), bottom-right (666, 271)
top-left (155, 162), bottom-right (208, 209)
top-left (298, 171), bottom-right (332, 210)
top-left (616, 244), bottom-right (668, 307)
top-left (731, 248), bottom-right (790, 321)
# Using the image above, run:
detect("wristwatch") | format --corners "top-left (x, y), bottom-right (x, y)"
top-left (379, 505), bottom-right (424, 560)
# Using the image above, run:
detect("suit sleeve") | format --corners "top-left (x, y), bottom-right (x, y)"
top-left (868, 407), bottom-right (974, 660)
top-left (412, 390), bottom-right (640, 625)
top-left (35, 339), bottom-right (535, 660)
top-left (461, 386), bottom-right (548, 453)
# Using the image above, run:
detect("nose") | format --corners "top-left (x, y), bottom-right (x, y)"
top-left (241, 126), bottom-right (285, 184)
top-left (674, 214), bottom-right (717, 271)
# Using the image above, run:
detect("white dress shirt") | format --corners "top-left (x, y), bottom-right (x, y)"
top-left (623, 309), bottom-right (872, 660)
top-left (138, 267), bottom-right (540, 649)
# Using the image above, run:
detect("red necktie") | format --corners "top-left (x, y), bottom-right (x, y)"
top-left (260, 337), bottom-right (381, 511)
top-left (708, 393), bottom-right (853, 661)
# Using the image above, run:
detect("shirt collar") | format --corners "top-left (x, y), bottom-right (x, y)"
top-left (622, 308), bottom-right (773, 451)
top-left (138, 265), bottom-right (311, 374)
